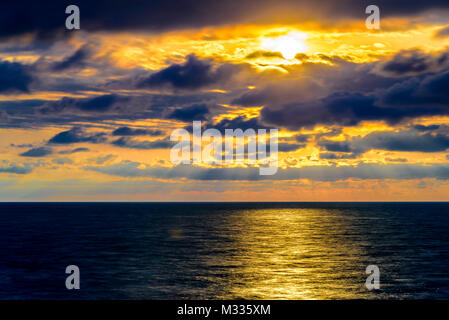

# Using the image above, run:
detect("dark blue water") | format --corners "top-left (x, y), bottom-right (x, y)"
top-left (0, 202), bottom-right (448, 299)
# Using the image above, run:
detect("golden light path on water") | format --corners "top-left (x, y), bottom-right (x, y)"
top-left (207, 208), bottom-right (383, 299)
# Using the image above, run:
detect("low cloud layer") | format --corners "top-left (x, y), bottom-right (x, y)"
top-left (86, 162), bottom-right (449, 181)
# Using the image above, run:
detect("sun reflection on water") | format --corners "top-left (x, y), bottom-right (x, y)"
top-left (213, 208), bottom-right (374, 299)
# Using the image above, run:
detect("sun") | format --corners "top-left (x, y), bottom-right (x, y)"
top-left (261, 31), bottom-right (308, 60)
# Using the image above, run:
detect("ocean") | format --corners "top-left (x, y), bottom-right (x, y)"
top-left (0, 202), bottom-right (448, 299)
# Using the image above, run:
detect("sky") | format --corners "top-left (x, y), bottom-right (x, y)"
top-left (1, 0), bottom-right (449, 201)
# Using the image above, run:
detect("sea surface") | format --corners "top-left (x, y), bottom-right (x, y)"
top-left (0, 202), bottom-right (448, 299)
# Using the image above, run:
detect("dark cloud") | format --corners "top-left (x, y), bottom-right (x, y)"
top-left (1, 91), bottom-right (220, 129)
top-left (40, 94), bottom-right (124, 114)
top-left (8, 49), bottom-right (447, 132)
top-left (181, 116), bottom-right (270, 134)
top-left (261, 63), bottom-right (449, 130)
top-left (319, 130), bottom-right (449, 154)
top-left (359, 131), bottom-right (449, 152)
top-left (421, 69), bottom-right (449, 101)
top-left (228, 50), bottom-right (449, 130)
top-left (381, 50), bottom-right (432, 75)
top-left (379, 50), bottom-right (449, 76)
top-left (261, 92), bottom-right (385, 130)
top-left (20, 147), bottom-right (53, 157)
top-left (382, 70), bottom-right (449, 106)
top-left (319, 140), bottom-right (353, 153)
top-left (168, 104), bottom-right (209, 121)
top-left (112, 137), bottom-right (173, 149)
top-left (52, 46), bottom-right (91, 71)
top-left (294, 134), bottom-right (310, 143)
top-left (414, 124), bottom-right (440, 131)
top-left (0, 60), bottom-right (32, 93)
top-left (213, 116), bottom-right (270, 131)
top-left (320, 153), bottom-right (357, 160)
top-left (278, 143), bottom-right (305, 152)
top-left (58, 147), bottom-right (90, 154)
top-left (1, 1), bottom-right (449, 40)
top-left (138, 55), bottom-right (237, 90)
top-left (48, 127), bottom-right (107, 144)
top-left (245, 50), bottom-right (284, 59)
top-left (85, 162), bottom-right (449, 181)
top-left (232, 80), bottom-right (323, 107)
top-left (112, 127), bottom-right (164, 136)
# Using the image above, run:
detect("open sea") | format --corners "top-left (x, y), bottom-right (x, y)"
top-left (0, 202), bottom-right (448, 299)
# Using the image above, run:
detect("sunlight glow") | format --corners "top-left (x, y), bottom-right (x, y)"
top-left (261, 31), bottom-right (308, 60)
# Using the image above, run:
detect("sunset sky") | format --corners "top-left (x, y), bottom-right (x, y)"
top-left (1, 0), bottom-right (449, 201)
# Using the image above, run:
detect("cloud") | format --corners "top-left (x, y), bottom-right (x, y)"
top-left (378, 50), bottom-right (449, 77)
top-left (52, 46), bottom-right (91, 71)
top-left (0, 163), bottom-right (32, 174)
top-left (96, 154), bottom-right (115, 165)
top-left (112, 137), bottom-right (173, 149)
top-left (360, 131), bottom-right (449, 152)
top-left (40, 94), bottom-right (124, 114)
top-left (232, 80), bottom-right (323, 107)
top-left (58, 147), bottom-right (90, 154)
top-left (224, 50), bottom-right (449, 130)
top-left (213, 116), bottom-right (270, 131)
top-left (385, 157), bottom-right (407, 163)
top-left (261, 64), bottom-right (449, 130)
top-left (320, 153), bottom-right (357, 160)
top-left (48, 127), bottom-right (107, 144)
top-left (112, 127), bottom-right (163, 136)
top-left (294, 134), bottom-right (310, 143)
top-left (0, 60), bottom-right (32, 93)
top-left (319, 130), bottom-right (449, 154)
top-left (381, 70), bottom-right (449, 107)
top-left (85, 162), bottom-right (449, 181)
top-left (138, 55), bottom-right (237, 90)
top-left (414, 124), bottom-right (440, 131)
top-left (10, 143), bottom-right (34, 148)
top-left (245, 50), bottom-right (283, 59)
top-left (1, 1), bottom-right (449, 40)
top-left (261, 92), bottom-right (384, 129)
top-left (381, 50), bottom-right (432, 75)
top-left (319, 140), bottom-right (353, 153)
top-left (0, 89), bottom-right (220, 129)
top-left (278, 143), bottom-right (305, 152)
top-left (436, 25), bottom-right (449, 38)
top-left (20, 147), bottom-right (53, 157)
top-left (4, 49), bottom-right (446, 134)
top-left (52, 158), bottom-right (73, 165)
top-left (168, 104), bottom-right (209, 121)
